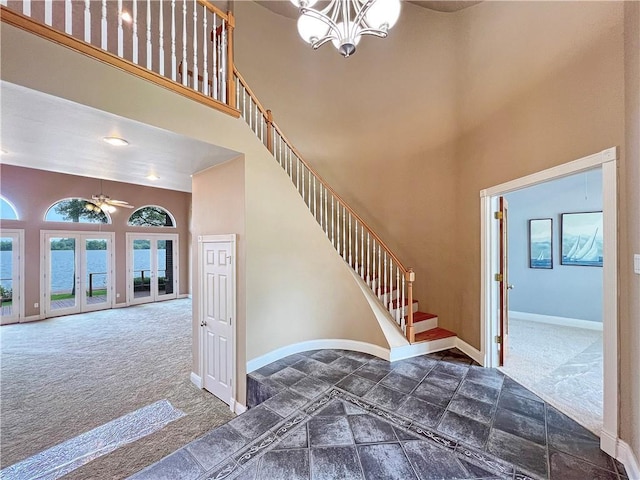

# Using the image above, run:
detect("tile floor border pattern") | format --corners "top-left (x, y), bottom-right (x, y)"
top-left (133, 387), bottom-right (537, 480)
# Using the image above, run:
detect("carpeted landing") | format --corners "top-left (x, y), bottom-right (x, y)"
top-left (0, 299), bottom-right (235, 479)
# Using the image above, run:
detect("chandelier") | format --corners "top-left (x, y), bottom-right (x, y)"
top-left (291, 0), bottom-right (402, 57)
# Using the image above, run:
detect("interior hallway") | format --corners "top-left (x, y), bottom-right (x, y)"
top-left (0, 299), bottom-right (234, 479)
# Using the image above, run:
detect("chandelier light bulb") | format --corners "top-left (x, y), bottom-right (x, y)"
top-left (331, 21), bottom-right (362, 57)
top-left (297, 13), bottom-right (330, 44)
top-left (364, 0), bottom-right (401, 30)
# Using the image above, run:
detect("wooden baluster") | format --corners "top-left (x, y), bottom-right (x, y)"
top-left (406, 270), bottom-right (415, 342)
top-left (289, 149), bottom-right (293, 178)
top-left (221, 19), bottom-right (227, 103)
top-left (313, 177), bottom-right (317, 219)
top-left (132, 0), bottom-right (138, 64)
top-left (396, 266), bottom-right (401, 324)
top-left (147, 0), bottom-right (152, 69)
top-left (248, 97), bottom-right (252, 130)
top-left (171, 0), bottom-right (176, 81)
top-left (367, 231), bottom-right (372, 287)
top-left (331, 197), bottom-right (335, 247)
top-left (192, 0), bottom-right (198, 91)
top-left (361, 226), bottom-right (364, 278)
top-left (159, 1), bottom-right (165, 75)
top-left (355, 221), bottom-right (359, 271)
top-left (324, 187), bottom-right (328, 235)
top-left (377, 245), bottom-right (382, 297)
top-left (266, 110), bottom-right (273, 153)
top-left (343, 206), bottom-right (347, 260)
top-left (44, 0), bottom-right (52, 26)
top-left (349, 214), bottom-right (353, 267)
top-left (297, 158), bottom-right (300, 193)
top-left (401, 274), bottom-right (406, 331)
top-left (117, 0), bottom-right (123, 57)
top-left (84, 0), bottom-right (91, 43)
top-left (213, 13), bottom-right (218, 99)
top-left (23, 0), bottom-right (31, 16)
top-left (225, 12), bottom-right (236, 108)
top-left (336, 201), bottom-right (341, 254)
top-left (101, 0), bottom-right (107, 50)
top-left (255, 105), bottom-right (259, 137)
top-left (308, 169), bottom-right (312, 210)
top-left (235, 76), bottom-right (240, 110)
top-left (320, 186), bottom-right (324, 229)
top-left (383, 252), bottom-right (387, 306)
top-left (242, 85), bottom-right (246, 119)
top-left (301, 164), bottom-right (305, 199)
top-left (372, 239), bottom-right (377, 290)
top-left (65, 0), bottom-right (72, 35)
top-left (181, 0), bottom-right (187, 85)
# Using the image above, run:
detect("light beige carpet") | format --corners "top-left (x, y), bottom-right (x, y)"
top-left (0, 299), bottom-right (235, 479)
top-left (500, 318), bottom-right (603, 434)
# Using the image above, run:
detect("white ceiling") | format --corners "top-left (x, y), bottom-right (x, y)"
top-left (0, 81), bottom-right (240, 192)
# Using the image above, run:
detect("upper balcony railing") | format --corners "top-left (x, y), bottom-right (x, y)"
top-left (1, 0), bottom-right (237, 116)
top-left (1, 0), bottom-right (417, 342)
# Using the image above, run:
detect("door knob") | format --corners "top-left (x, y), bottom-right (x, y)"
top-left (200, 320), bottom-right (207, 327)
top-left (507, 284), bottom-right (515, 290)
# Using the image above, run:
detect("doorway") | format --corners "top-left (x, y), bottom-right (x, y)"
top-left (0, 229), bottom-right (24, 325)
top-left (198, 234), bottom-right (236, 409)
top-left (480, 147), bottom-right (618, 455)
top-left (126, 233), bottom-right (179, 305)
top-left (41, 231), bottom-right (115, 318)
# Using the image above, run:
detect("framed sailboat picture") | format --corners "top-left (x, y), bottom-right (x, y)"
top-left (561, 211), bottom-right (603, 267)
top-left (529, 218), bottom-right (553, 269)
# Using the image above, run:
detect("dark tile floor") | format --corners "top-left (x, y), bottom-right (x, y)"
top-left (130, 348), bottom-right (628, 480)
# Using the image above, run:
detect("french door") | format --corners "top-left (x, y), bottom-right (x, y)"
top-left (0, 229), bottom-right (24, 325)
top-left (127, 233), bottom-right (178, 305)
top-left (42, 231), bottom-right (115, 318)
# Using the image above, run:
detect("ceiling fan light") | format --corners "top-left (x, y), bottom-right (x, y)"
top-left (297, 13), bottom-right (329, 44)
top-left (85, 202), bottom-right (95, 211)
top-left (365, 0), bottom-right (401, 30)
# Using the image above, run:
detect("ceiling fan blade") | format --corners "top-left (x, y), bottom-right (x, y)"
top-left (107, 199), bottom-right (130, 205)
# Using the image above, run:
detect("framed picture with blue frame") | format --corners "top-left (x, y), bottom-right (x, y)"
top-left (529, 218), bottom-right (553, 269)
top-left (561, 211), bottom-right (603, 267)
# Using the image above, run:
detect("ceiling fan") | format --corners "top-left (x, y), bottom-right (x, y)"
top-left (86, 180), bottom-right (134, 213)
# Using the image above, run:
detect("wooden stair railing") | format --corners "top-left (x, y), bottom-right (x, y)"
top-left (234, 68), bottom-right (417, 343)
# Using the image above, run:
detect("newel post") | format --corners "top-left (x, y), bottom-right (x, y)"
top-left (266, 109), bottom-right (274, 153)
top-left (406, 269), bottom-right (415, 343)
top-left (226, 10), bottom-right (236, 109)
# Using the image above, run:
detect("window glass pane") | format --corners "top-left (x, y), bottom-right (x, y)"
top-left (0, 198), bottom-right (18, 220)
top-left (45, 199), bottom-right (109, 224)
top-left (128, 206), bottom-right (174, 227)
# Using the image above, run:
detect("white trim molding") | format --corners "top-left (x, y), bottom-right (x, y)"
top-left (455, 338), bottom-right (484, 365)
top-left (479, 146), bottom-right (619, 457)
top-left (617, 439), bottom-right (640, 480)
top-left (509, 311), bottom-right (603, 331)
top-left (246, 339), bottom-right (390, 373)
top-left (234, 402), bottom-right (247, 415)
top-left (190, 372), bottom-right (202, 389)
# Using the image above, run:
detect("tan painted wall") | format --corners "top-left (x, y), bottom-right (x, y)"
top-left (622, 1), bottom-right (640, 463)
top-left (191, 156), bottom-right (248, 404)
top-left (0, 165), bottom-right (191, 317)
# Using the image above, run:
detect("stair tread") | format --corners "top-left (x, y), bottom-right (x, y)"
top-left (390, 297), bottom-right (419, 308)
top-left (406, 311), bottom-right (438, 323)
top-left (414, 327), bottom-right (456, 343)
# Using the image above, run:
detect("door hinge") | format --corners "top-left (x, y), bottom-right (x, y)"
top-left (494, 211), bottom-right (503, 220)
top-left (495, 335), bottom-right (502, 344)
top-left (494, 273), bottom-right (503, 282)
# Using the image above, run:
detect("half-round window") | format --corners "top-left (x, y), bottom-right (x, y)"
top-left (127, 206), bottom-right (175, 227)
top-left (0, 196), bottom-right (19, 220)
top-left (45, 198), bottom-right (111, 224)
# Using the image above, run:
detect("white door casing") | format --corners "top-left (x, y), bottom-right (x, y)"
top-left (199, 235), bottom-right (236, 409)
top-left (479, 147), bottom-right (618, 456)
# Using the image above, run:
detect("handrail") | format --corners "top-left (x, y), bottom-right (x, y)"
top-left (234, 67), bottom-right (417, 342)
top-left (197, 0), bottom-right (230, 22)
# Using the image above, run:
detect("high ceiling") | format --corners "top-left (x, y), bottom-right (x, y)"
top-left (0, 82), bottom-right (240, 192)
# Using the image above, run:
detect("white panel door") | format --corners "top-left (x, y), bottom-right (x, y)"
top-left (202, 241), bottom-right (233, 405)
top-left (127, 234), bottom-right (178, 305)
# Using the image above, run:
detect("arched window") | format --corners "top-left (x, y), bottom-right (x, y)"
top-left (0, 196), bottom-right (19, 220)
top-left (45, 198), bottom-right (111, 224)
top-left (127, 206), bottom-right (175, 227)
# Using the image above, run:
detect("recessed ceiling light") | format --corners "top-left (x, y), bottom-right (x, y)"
top-left (121, 11), bottom-right (133, 23)
top-left (103, 136), bottom-right (129, 147)
top-left (146, 174), bottom-right (160, 181)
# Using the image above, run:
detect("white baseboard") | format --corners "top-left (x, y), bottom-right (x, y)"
top-left (190, 372), bottom-right (202, 389)
top-left (389, 336), bottom-right (456, 362)
top-left (617, 438), bottom-right (640, 479)
top-left (234, 402), bottom-right (247, 414)
top-left (455, 338), bottom-right (484, 365)
top-left (600, 428), bottom-right (618, 457)
top-left (246, 339), bottom-right (390, 373)
top-left (509, 311), bottom-right (603, 331)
